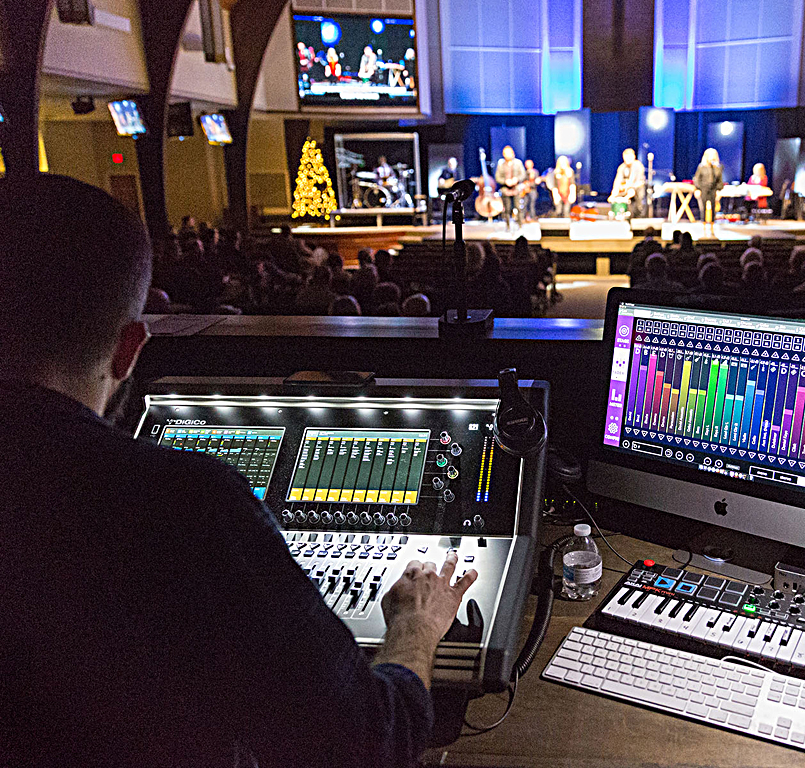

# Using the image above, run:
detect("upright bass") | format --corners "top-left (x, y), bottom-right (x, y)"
top-left (474, 147), bottom-right (504, 219)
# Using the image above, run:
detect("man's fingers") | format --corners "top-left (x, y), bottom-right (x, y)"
top-left (453, 569), bottom-right (478, 596)
top-left (422, 561), bottom-right (438, 574)
top-left (439, 551), bottom-right (458, 580)
top-left (403, 560), bottom-right (423, 577)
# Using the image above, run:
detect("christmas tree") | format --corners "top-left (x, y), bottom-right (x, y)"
top-left (291, 138), bottom-right (339, 221)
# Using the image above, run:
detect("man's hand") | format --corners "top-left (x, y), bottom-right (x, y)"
top-left (373, 552), bottom-right (478, 689)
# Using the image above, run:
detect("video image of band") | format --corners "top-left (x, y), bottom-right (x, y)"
top-left (606, 305), bottom-right (805, 486)
top-left (159, 427), bottom-right (284, 500)
top-left (288, 429), bottom-right (430, 504)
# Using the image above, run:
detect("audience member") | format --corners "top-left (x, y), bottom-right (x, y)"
top-left (632, 254), bottom-right (684, 292)
top-left (469, 251), bottom-right (511, 316)
top-left (374, 249), bottom-right (394, 283)
top-left (329, 295), bottom-right (362, 316)
top-left (371, 282), bottom-right (402, 315)
top-left (691, 261), bottom-right (735, 295)
top-left (401, 293), bottom-right (431, 317)
top-left (513, 236), bottom-right (532, 262)
top-left (295, 265), bottom-right (336, 315)
top-left (466, 242), bottom-right (485, 279)
top-left (772, 246), bottom-right (805, 294)
top-left (628, 227), bottom-right (663, 275)
top-left (697, 252), bottom-right (720, 272)
top-left (352, 250), bottom-right (379, 311)
top-left (741, 260), bottom-right (769, 296)
top-left (740, 247), bottom-right (763, 270)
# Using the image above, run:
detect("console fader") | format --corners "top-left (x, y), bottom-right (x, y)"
top-left (137, 377), bottom-right (548, 693)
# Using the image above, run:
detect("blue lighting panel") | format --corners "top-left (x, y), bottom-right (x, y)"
top-left (706, 121), bottom-right (745, 183)
top-left (491, 127), bottom-right (526, 166)
top-left (554, 108), bottom-right (590, 185)
top-left (638, 107), bottom-right (675, 177)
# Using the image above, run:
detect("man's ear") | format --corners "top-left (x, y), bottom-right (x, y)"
top-left (110, 321), bottom-right (150, 382)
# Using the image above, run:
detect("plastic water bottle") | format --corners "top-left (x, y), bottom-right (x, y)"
top-left (562, 524), bottom-right (602, 601)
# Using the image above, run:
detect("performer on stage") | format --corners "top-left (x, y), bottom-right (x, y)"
top-left (358, 45), bottom-right (378, 81)
top-left (495, 145), bottom-right (526, 228)
top-left (523, 159), bottom-right (541, 222)
top-left (437, 157), bottom-right (458, 192)
top-left (693, 148), bottom-right (724, 222)
top-left (746, 162), bottom-right (769, 211)
top-left (546, 155), bottom-right (576, 217)
top-left (324, 47), bottom-right (341, 81)
top-left (374, 156), bottom-right (396, 186)
top-left (609, 148), bottom-right (646, 218)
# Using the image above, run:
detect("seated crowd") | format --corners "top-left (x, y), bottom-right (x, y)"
top-left (629, 228), bottom-right (805, 298)
top-left (147, 217), bottom-right (553, 318)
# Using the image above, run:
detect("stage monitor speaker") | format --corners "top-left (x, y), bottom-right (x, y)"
top-left (56, 0), bottom-right (95, 25)
top-left (198, 0), bottom-right (227, 64)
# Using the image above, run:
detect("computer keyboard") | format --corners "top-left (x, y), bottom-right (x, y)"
top-left (543, 626), bottom-right (805, 751)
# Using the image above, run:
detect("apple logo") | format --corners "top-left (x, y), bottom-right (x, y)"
top-left (714, 498), bottom-right (728, 516)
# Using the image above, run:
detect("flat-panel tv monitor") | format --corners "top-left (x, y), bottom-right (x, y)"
top-left (167, 102), bottom-right (194, 138)
top-left (199, 113), bottom-right (232, 145)
top-left (588, 289), bottom-right (805, 553)
top-left (108, 100), bottom-right (146, 137)
top-left (293, 13), bottom-right (418, 108)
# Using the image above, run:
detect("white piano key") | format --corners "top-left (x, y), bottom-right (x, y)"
top-left (664, 601), bottom-right (694, 635)
top-left (791, 632), bottom-right (805, 668)
top-left (602, 587), bottom-right (632, 617)
top-left (732, 617), bottom-right (760, 654)
top-left (625, 593), bottom-right (664, 624)
top-left (677, 604), bottom-right (706, 637)
top-left (761, 624), bottom-right (787, 661)
top-left (702, 611), bottom-right (729, 645)
top-left (690, 608), bottom-right (723, 641)
top-left (612, 588), bottom-right (643, 619)
top-left (650, 599), bottom-right (682, 630)
top-left (718, 615), bottom-right (748, 650)
top-left (774, 626), bottom-right (798, 662)
top-left (747, 621), bottom-right (771, 656)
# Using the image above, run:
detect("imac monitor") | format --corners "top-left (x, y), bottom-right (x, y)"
top-left (199, 114), bottom-right (232, 145)
top-left (108, 100), bottom-right (146, 137)
top-left (588, 289), bottom-right (805, 554)
top-left (293, 14), bottom-right (418, 108)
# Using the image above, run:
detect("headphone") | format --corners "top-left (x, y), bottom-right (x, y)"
top-left (493, 368), bottom-right (547, 457)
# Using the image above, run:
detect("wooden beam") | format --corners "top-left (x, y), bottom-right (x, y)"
top-left (0, 0), bottom-right (54, 177)
top-left (135, 0), bottom-right (193, 236)
top-left (225, 0), bottom-right (286, 232)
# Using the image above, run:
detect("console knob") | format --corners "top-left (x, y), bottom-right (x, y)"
top-left (399, 513), bottom-right (412, 527)
top-left (774, 590), bottom-right (785, 600)
top-left (747, 594), bottom-right (759, 605)
top-left (796, 594), bottom-right (805, 604)
top-left (386, 513), bottom-right (398, 526)
top-left (753, 586), bottom-right (765, 595)
top-left (346, 511), bottom-right (359, 526)
top-left (281, 509), bottom-right (294, 525)
top-left (791, 605), bottom-right (802, 615)
top-left (439, 431), bottom-right (451, 445)
top-left (450, 442), bottom-right (462, 457)
top-left (436, 454), bottom-right (448, 468)
top-left (447, 466), bottom-right (459, 480)
top-left (373, 512), bottom-right (385, 526)
top-left (443, 489), bottom-right (455, 503)
top-left (307, 511), bottom-right (320, 524)
top-left (432, 476), bottom-right (445, 491)
top-left (360, 511), bottom-right (372, 526)
top-left (769, 600), bottom-right (781, 610)
top-left (334, 511), bottom-right (346, 525)
top-left (295, 510), bottom-right (308, 524)
top-left (473, 514), bottom-right (485, 528)
top-left (320, 511), bottom-right (333, 525)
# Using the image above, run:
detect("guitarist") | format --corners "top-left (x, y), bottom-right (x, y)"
top-left (523, 159), bottom-right (542, 222)
top-left (495, 145), bottom-right (526, 229)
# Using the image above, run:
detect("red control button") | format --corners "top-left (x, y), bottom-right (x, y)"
top-left (643, 559), bottom-right (655, 567)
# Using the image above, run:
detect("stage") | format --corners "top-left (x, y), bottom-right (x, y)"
top-left (290, 215), bottom-right (805, 272)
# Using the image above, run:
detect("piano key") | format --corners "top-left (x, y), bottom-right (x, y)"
top-left (777, 629), bottom-right (803, 664)
top-left (625, 593), bottom-right (664, 624)
top-left (664, 602), bottom-right (694, 634)
top-left (679, 607), bottom-right (711, 638)
top-left (602, 587), bottom-right (631, 616)
top-left (731, 619), bottom-right (758, 654)
top-left (718, 616), bottom-right (748, 650)
top-left (747, 622), bottom-right (771, 656)
top-left (761, 624), bottom-right (788, 660)
top-left (791, 633), bottom-right (805, 668)
top-left (669, 600), bottom-right (687, 618)
top-left (653, 596), bottom-right (672, 615)
top-left (611, 589), bottom-right (643, 619)
top-left (651, 599), bottom-right (682, 630)
top-left (683, 603), bottom-right (700, 622)
top-left (690, 609), bottom-right (724, 640)
top-left (702, 612), bottom-right (730, 645)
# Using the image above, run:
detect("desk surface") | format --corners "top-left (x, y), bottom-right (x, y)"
top-left (423, 532), bottom-right (801, 768)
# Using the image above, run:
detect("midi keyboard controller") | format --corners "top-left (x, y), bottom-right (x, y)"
top-left (137, 377), bottom-right (548, 694)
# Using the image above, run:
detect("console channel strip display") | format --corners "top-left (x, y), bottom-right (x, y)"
top-left (288, 429), bottom-right (429, 504)
top-left (159, 427), bottom-right (284, 500)
top-left (604, 302), bottom-right (805, 493)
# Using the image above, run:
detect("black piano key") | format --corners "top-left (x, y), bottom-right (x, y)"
top-left (706, 611), bottom-right (721, 629)
top-left (763, 624), bottom-right (775, 642)
top-left (683, 603), bottom-right (699, 622)
top-left (617, 588), bottom-right (635, 605)
top-left (781, 627), bottom-right (794, 646)
top-left (669, 600), bottom-right (686, 618)
top-left (632, 591), bottom-right (650, 609)
top-left (747, 620), bottom-right (761, 638)
top-left (654, 596), bottom-right (672, 614)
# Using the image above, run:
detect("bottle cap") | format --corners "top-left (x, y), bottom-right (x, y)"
top-left (574, 524), bottom-right (591, 537)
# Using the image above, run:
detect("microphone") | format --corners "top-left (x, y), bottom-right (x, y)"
top-left (442, 178), bottom-right (477, 202)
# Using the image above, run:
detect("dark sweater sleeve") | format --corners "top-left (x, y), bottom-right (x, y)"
top-left (192, 464), bottom-right (434, 768)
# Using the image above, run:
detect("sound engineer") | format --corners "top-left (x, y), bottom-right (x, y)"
top-left (0, 175), bottom-right (478, 768)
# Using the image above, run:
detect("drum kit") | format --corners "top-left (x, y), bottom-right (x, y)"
top-left (352, 163), bottom-right (415, 209)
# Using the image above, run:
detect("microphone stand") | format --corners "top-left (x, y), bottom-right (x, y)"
top-left (438, 185), bottom-right (493, 339)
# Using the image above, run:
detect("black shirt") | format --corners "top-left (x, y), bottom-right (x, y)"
top-left (0, 382), bottom-right (432, 768)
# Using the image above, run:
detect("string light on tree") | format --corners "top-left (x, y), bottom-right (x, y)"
top-left (292, 138), bottom-right (339, 221)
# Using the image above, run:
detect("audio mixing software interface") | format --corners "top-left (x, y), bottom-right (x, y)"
top-left (605, 302), bottom-right (805, 491)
